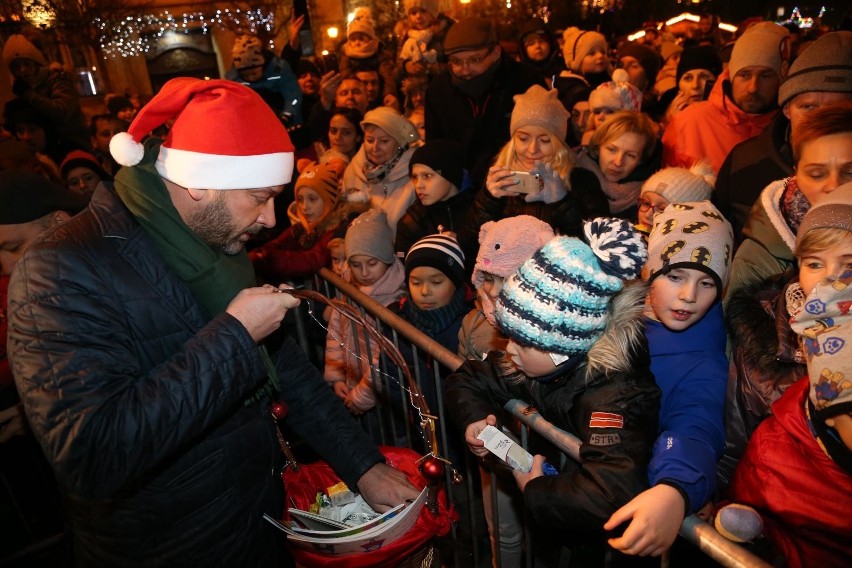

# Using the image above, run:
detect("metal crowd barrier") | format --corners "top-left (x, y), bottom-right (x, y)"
top-left (286, 268), bottom-right (768, 568)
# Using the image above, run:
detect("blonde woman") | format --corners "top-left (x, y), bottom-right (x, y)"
top-left (466, 85), bottom-right (608, 238)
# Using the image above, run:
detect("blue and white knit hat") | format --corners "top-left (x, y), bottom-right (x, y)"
top-left (496, 218), bottom-right (647, 356)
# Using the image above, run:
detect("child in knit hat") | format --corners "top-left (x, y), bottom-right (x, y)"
top-left (605, 201), bottom-right (734, 557)
top-left (636, 161), bottom-right (715, 233)
top-left (337, 9), bottom-right (398, 108)
top-left (250, 160), bottom-right (365, 282)
top-left (459, 215), bottom-right (555, 361)
top-left (447, 218), bottom-right (661, 565)
top-left (396, 0), bottom-right (454, 78)
top-left (722, 264), bottom-right (852, 567)
top-left (395, 139), bottom-right (475, 259)
top-left (580, 76), bottom-right (644, 145)
top-left (477, 85), bottom-right (609, 238)
top-left (457, 214), bottom-right (555, 566)
top-left (324, 210), bottom-right (407, 414)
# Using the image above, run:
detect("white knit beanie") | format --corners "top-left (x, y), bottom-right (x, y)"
top-left (361, 107), bottom-right (420, 148)
top-left (641, 162), bottom-right (715, 204)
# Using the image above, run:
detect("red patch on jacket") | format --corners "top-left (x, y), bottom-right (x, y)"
top-left (589, 412), bottom-right (624, 429)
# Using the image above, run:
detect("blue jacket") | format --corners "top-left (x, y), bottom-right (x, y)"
top-left (645, 302), bottom-right (727, 512)
top-left (226, 54), bottom-right (303, 124)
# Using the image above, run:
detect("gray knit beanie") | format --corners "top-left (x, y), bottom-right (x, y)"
top-left (345, 209), bottom-right (396, 264)
top-left (778, 31), bottom-right (852, 108)
top-left (646, 201), bottom-right (734, 298)
top-left (641, 162), bottom-right (715, 204)
top-left (510, 85), bottom-right (569, 141)
top-left (728, 22), bottom-right (790, 79)
top-left (795, 183), bottom-right (852, 249)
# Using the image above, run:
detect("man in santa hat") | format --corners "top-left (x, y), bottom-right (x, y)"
top-left (6, 78), bottom-right (418, 566)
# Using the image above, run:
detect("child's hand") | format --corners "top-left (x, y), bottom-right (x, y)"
top-left (343, 395), bottom-right (364, 416)
top-left (464, 414), bottom-right (498, 457)
top-left (485, 167), bottom-right (522, 199)
top-left (511, 454), bottom-right (545, 492)
top-left (332, 381), bottom-right (350, 400)
top-left (603, 484), bottom-right (685, 557)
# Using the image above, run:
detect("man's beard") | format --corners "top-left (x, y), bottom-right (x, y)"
top-left (736, 94), bottom-right (776, 114)
top-left (186, 194), bottom-right (258, 255)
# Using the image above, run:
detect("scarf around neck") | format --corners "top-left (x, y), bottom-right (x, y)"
top-left (114, 139), bottom-right (279, 404)
top-left (363, 145), bottom-right (406, 184)
top-left (403, 286), bottom-right (467, 337)
top-left (576, 151), bottom-right (643, 214)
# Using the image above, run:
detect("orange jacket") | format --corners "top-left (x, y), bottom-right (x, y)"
top-left (662, 70), bottom-right (777, 172)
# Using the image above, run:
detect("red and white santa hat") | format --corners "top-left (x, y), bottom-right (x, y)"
top-left (110, 77), bottom-right (294, 190)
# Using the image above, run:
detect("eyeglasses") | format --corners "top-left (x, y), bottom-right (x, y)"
top-left (448, 49), bottom-right (493, 70)
top-left (637, 198), bottom-right (668, 215)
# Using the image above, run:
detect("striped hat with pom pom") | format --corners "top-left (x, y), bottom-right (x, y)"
top-left (109, 77), bottom-right (294, 190)
top-left (496, 218), bottom-right (646, 356)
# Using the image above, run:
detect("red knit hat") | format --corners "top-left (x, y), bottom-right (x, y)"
top-left (110, 77), bottom-right (295, 190)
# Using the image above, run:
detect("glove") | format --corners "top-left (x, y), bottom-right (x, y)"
top-left (524, 162), bottom-right (567, 204)
top-left (12, 78), bottom-right (31, 96)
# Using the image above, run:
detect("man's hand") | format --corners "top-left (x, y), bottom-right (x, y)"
top-left (225, 284), bottom-right (300, 343)
top-left (464, 414), bottom-right (497, 457)
top-left (320, 71), bottom-right (342, 110)
top-left (288, 14), bottom-right (305, 50)
top-left (357, 462), bottom-right (420, 513)
top-left (604, 484), bottom-right (686, 557)
top-left (511, 454), bottom-right (545, 492)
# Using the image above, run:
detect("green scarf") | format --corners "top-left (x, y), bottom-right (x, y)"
top-left (114, 140), bottom-right (278, 405)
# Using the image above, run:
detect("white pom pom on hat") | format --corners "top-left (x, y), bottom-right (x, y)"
top-left (110, 77), bottom-right (295, 190)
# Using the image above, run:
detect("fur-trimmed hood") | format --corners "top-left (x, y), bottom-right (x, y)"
top-left (586, 279), bottom-right (649, 379)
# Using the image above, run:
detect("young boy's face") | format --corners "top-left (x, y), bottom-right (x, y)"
top-left (408, 266), bottom-right (456, 310)
top-left (644, 267), bottom-right (717, 331)
top-left (480, 273), bottom-right (505, 301)
top-left (408, 8), bottom-right (434, 30)
top-left (580, 46), bottom-right (608, 74)
top-left (329, 243), bottom-right (347, 276)
top-left (296, 187), bottom-right (327, 226)
top-left (798, 239), bottom-right (852, 296)
top-left (411, 164), bottom-right (457, 206)
top-left (506, 339), bottom-right (557, 377)
top-left (348, 32), bottom-right (372, 51)
top-left (348, 254), bottom-right (390, 287)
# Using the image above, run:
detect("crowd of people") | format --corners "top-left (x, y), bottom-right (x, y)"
top-left (1, 4), bottom-right (851, 567)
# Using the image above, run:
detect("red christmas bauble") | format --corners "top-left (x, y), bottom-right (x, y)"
top-left (419, 456), bottom-right (445, 481)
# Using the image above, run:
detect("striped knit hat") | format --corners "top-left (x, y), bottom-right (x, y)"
top-left (496, 218), bottom-right (646, 355)
top-left (405, 233), bottom-right (466, 288)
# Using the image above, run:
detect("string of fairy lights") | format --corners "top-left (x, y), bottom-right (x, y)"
top-left (94, 8), bottom-right (276, 57)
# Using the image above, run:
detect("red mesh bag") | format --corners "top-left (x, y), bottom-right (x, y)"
top-left (280, 446), bottom-right (456, 567)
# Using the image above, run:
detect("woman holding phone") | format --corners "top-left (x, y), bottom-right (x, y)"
top-left (466, 85), bottom-right (608, 239)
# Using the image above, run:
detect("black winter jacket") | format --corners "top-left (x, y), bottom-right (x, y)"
top-left (714, 113), bottom-right (793, 242)
top-left (394, 189), bottom-right (476, 270)
top-left (424, 55), bottom-right (543, 187)
top-left (7, 187), bottom-right (383, 567)
top-left (445, 282), bottom-right (660, 565)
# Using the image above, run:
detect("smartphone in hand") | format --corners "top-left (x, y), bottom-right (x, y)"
top-left (509, 171), bottom-right (542, 194)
